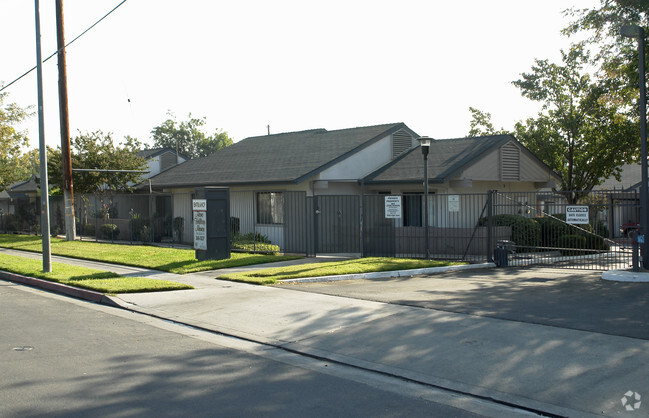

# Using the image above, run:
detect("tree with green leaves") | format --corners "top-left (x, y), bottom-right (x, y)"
top-left (563, 1), bottom-right (648, 113)
top-left (150, 113), bottom-right (233, 159)
top-left (47, 131), bottom-right (147, 195)
top-left (0, 90), bottom-right (35, 191)
top-left (512, 44), bottom-right (637, 202)
top-left (467, 107), bottom-right (510, 137)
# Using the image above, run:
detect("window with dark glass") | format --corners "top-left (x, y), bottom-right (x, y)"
top-left (403, 193), bottom-right (422, 227)
top-left (256, 192), bottom-right (284, 224)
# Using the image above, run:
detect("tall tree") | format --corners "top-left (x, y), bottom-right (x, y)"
top-left (563, 1), bottom-right (649, 110)
top-left (150, 113), bottom-right (233, 159)
top-left (47, 131), bottom-right (147, 195)
top-left (467, 107), bottom-right (510, 137)
top-left (0, 90), bottom-right (34, 191)
top-left (563, 1), bottom-right (649, 51)
top-left (512, 44), bottom-right (637, 202)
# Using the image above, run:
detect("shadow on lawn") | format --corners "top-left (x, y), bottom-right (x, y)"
top-left (67, 272), bottom-right (120, 281)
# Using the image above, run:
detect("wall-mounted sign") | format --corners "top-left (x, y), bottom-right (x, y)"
top-left (566, 206), bottom-right (589, 224)
top-left (448, 195), bottom-right (460, 212)
top-left (385, 196), bottom-right (402, 219)
top-left (192, 199), bottom-right (207, 250)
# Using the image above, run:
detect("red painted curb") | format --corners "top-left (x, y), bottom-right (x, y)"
top-left (0, 270), bottom-right (105, 303)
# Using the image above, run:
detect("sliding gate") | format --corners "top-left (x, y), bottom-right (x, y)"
top-left (491, 191), bottom-right (637, 270)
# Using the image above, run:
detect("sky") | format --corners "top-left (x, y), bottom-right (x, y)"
top-left (1, 0), bottom-right (601, 149)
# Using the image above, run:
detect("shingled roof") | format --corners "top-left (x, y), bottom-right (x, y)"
top-left (138, 148), bottom-right (189, 161)
top-left (149, 123), bottom-right (414, 188)
top-left (363, 134), bottom-right (519, 184)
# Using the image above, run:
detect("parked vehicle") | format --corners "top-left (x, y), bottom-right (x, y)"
top-left (620, 221), bottom-right (640, 237)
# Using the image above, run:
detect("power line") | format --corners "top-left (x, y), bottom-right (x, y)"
top-left (0, 0), bottom-right (129, 93)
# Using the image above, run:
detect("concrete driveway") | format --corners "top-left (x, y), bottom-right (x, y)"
top-left (277, 266), bottom-right (649, 340)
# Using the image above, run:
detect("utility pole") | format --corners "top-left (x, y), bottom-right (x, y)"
top-left (35, 0), bottom-right (52, 272)
top-left (56, 0), bottom-right (76, 241)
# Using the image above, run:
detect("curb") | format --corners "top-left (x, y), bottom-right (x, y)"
top-left (279, 262), bottom-right (496, 283)
top-left (602, 269), bottom-right (649, 282)
top-left (0, 270), bottom-right (117, 306)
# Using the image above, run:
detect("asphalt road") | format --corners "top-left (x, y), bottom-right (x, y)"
top-left (1, 281), bottom-right (499, 418)
top-left (278, 266), bottom-right (649, 340)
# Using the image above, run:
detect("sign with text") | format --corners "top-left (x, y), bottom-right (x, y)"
top-left (448, 195), bottom-right (460, 212)
top-left (192, 199), bottom-right (207, 250)
top-left (566, 206), bottom-right (589, 224)
top-left (385, 196), bottom-right (402, 219)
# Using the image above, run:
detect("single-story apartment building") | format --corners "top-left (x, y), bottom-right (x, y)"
top-left (145, 122), bottom-right (560, 254)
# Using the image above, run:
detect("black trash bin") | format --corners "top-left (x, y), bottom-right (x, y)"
top-left (494, 246), bottom-right (507, 267)
top-left (494, 240), bottom-right (515, 267)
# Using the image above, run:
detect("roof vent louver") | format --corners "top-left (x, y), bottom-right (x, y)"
top-left (392, 129), bottom-right (413, 158)
top-left (501, 142), bottom-right (520, 181)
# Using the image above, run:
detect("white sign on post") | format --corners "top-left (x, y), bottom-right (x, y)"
top-left (193, 199), bottom-right (207, 250)
top-left (385, 196), bottom-right (402, 219)
top-left (566, 206), bottom-right (589, 224)
top-left (448, 195), bottom-right (460, 212)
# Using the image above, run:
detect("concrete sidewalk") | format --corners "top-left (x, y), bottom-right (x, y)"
top-left (2, 249), bottom-right (648, 416)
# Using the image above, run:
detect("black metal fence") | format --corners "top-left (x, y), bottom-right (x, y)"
top-left (0, 192), bottom-right (178, 245)
top-left (0, 189), bottom-right (640, 270)
top-left (490, 190), bottom-right (636, 270)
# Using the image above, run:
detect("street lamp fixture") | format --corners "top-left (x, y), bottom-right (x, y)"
top-left (418, 136), bottom-right (432, 259)
top-left (620, 24), bottom-right (648, 270)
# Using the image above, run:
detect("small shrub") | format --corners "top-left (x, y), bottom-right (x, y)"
top-left (140, 225), bottom-right (152, 242)
top-left (240, 232), bottom-right (271, 244)
top-left (537, 214), bottom-right (572, 248)
top-left (129, 214), bottom-right (148, 241)
top-left (83, 223), bottom-right (96, 236)
top-left (585, 233), bottom-right (609, 251)
top-left (100, 224), bottom-right (120, 240)
top-left (4, 214), bottom-right (21, 232)
top-left (173, 217), bottom-right (184, 241)
top-left (230, 217), bottom-right (240, 238)
top-left (558, 234), bottom-right (587, 255)
top-left (481, 214), bottom-right (540, 248)
top-left (231, 231), bottom-right (277, 254)
top-left (231, 242), bottom-right (280, 255)
top-left (593, 219), bottom-right (609, 238)
top-left (50, 224), bottom-right (62, 236)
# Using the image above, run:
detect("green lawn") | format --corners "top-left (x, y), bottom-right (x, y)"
top-left (0, 253), bottom-right (192, 294)
top-left (0, 234), bottom-right (302, 274)
top-left (219, 257), bottom-right (465, 285)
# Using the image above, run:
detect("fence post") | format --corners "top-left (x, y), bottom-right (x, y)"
top-left (487, 190), bottom-right (493, 262)
top-left (360, 181), bottom-right (365, 257)
top-left (304, 192), bottom-right (309, 257)
top-left (313, 195), bottom-right (319, 256)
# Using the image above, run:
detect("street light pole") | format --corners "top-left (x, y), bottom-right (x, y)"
top-left (621, 24), bottom-right (648, 269)
top-left (418, 137), bottom-right (431, 259)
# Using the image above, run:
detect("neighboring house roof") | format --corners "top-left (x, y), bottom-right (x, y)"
top-left (596, 163), bottom-right (641, 191)
top-left (8, 175), bottom-right (40, 194)
top-left (149, 123), bottom-right (415, 188)
top-left (363, 134), bottom-right (559, 184)
top-left (138, 148), bottom-right (190, 161)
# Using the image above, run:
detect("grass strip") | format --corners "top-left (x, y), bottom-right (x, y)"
top-left (0, 253), bottom-right (193, 294)
top-left (0, 234), bottom-right (302, 274)
top-left (219, 257), bottom-right (466, 285)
